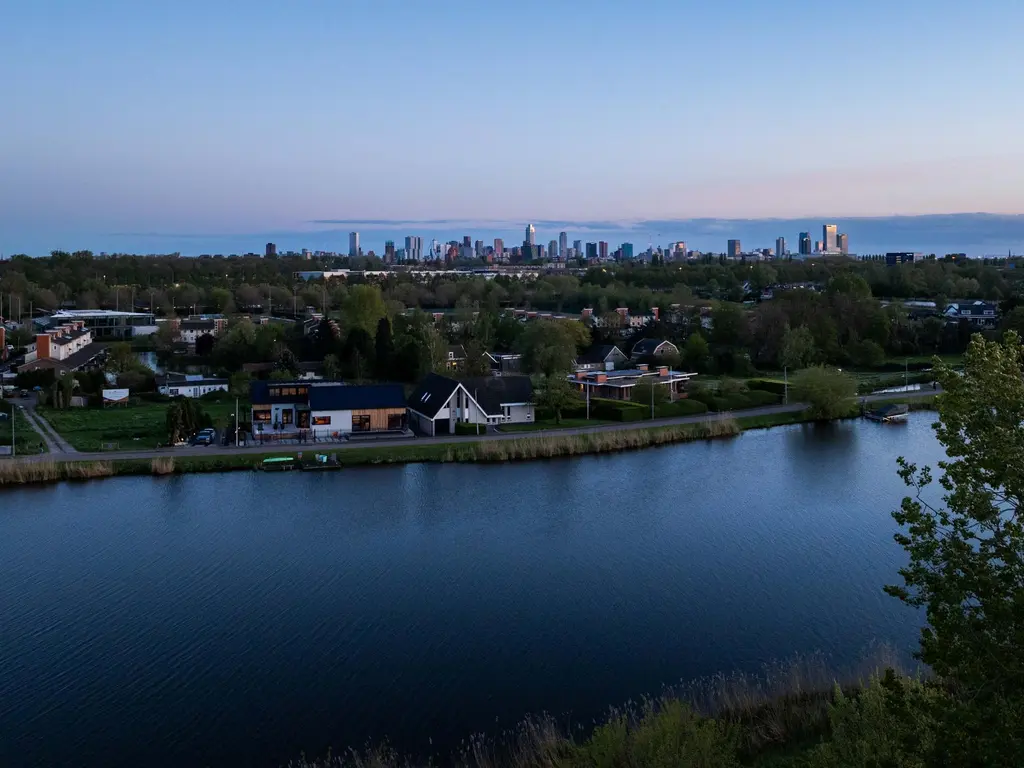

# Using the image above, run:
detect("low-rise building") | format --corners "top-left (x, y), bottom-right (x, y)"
top-left (407, 373), bottom-right (534, 436)
top-left (575, 344), bottom-right (628, 371)
top-left (446, 344), bottom-right (467, 371)
top-left (249, 380), bottom-right (407, 439)
top-left (157, 373), bottom-right (229, 398)
top-left (569, 365), bottom-right (696, 402)
top-left (631, 339), bottom-right (680, 362)
top-left (43, 309), bottom-right (158, 339)
top-left (19, 321), bottom-right (106, 375)
top-left (944, 300), bottom-right (998, 327)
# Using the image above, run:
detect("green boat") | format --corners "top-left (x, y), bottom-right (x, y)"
top-left (258, 456), bottom-right (300, 471)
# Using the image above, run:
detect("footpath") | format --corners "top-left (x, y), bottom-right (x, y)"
top-left (4, 388), bottom-right (939, 467)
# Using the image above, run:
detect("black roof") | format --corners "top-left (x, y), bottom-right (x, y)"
top-left (632, 339), bottom-right (675, 356)
top-left (250, 379), bottom-right (311, 404)
top-left (447, 344), bottom-right (467, 359)
top-left (180, 319), bottom-right (215, 330)
top-left (577, 344), bottom-right (623, 365)
top-left (407, 373), bottom-right (461, 418)
top-left (462, 375), bottom-right (533, 416)
top-left (308, 383), bottom-right (405, 411)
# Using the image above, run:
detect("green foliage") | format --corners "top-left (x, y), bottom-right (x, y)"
top-left (534, 375), bottom-right (582, 424)
top-left (322, 353), bottom-right (342, 381)
top-left (846, 338), bottom-right (885, 369)
top-left (590, 398), bottom-right (646, 422)
top-left (789, 367), bottom-right (857, 420)
top-left (519, 319), bottom-right (588, 376)
top-left (632, 379), bottom-right (669, 408)
top-left (165, 398), bottom-right (211, 444)
top-left (105, 342), bottom-right (144, 374)
top-left (653, 399), bottom-right (709, 418)
top-left (779, 325), bottom-right (817, 370)
top-left (747, 378), bottom-right (787, 396)
top-left (683, 333), bottom-right (711, 372)
top-left (885, 333), bottom-right (1024, 764)
top-left (344, 284), bottom-right (387, 338)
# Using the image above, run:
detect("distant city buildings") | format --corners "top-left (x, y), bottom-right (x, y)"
top-left (573, 239), bottom-right (583, 258)
top-left (525, 224), bottom-right (535, 247)
top-left (404, 235), bottom-right (423, 262)
top-left (493, 238), bottom-right (504, 259)
top-left (558, 231), bottom-right (568, 259)
top-left (727, 239), bottom-right (741, 259)
top-left (548, 240), bottom-right (558, 260)
top-left (384, 240), bottom-right (396, 263)
top-left (837, 233), bottom-right (849, 255)
top-left (265, 242), bottom-right (277, 258)
top-left (598, 241), bottom-right (609, 260)
top-left (621, 242), bottom-right (634, 260)
top-left (585, 242), bottom-right (598, 260)
top-left (776, 237), bottom-right (786, 258)
top-left (348, 232), bottom-right (360, 257)
top-left (799, 232), bottom-right (812, 256)
top-left (823, 223), bottom-right (838, 253)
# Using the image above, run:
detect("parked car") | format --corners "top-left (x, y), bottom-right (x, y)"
top-left (191, 428), bottom-right (216, 446)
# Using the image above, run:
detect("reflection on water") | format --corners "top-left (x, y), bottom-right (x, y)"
top-left (0, 415), bottom-right (943, 768)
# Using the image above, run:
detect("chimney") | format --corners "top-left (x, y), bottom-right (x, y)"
top-left (637, 363), bottom-right (649, 372)
top-left (659, 366), bottom-right (669, 377)
top-left (652, 307), bottom-right (660, 321)
top-left (581, 307), bottom-right (593, 318)
top-left (595, 374), bottom-right (607, 383)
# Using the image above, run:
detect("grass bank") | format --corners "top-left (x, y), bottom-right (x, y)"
top-left (284, 645), bottom-right (933, 768)
top-left (0, 403), bottom-right (48, 455)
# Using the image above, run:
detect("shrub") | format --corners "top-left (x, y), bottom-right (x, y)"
top-left (743, 390), bottom-right (781, 407)
top-left (747, 378), bottom-right (787, 396)
top-left (591, 398), bottom-right (647, 422)
top-left (653, 399), bottom-right (710, 418)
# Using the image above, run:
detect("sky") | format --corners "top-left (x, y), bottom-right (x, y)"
top-left (2, 0), bottom-right (1024, 255)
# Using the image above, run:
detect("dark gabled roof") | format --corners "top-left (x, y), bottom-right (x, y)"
top-left (447, 344), bottom-right (467, 359)
top-left (461, 375), bottom-right (533, 416)
top-left (407, 372), bottom-right (461, 418)
top-left (249, 379), bottom-right (311, 405)
top-left (50, 328), bottom-right (92, 346)
top-left (308, 383), bottom-right (406, 411)
top-left (632, 338), bottom-right (676, 356)
top-left (576, 344), bottom-right (624, 365)
top-left (19, 342), bottom-right (105, 373)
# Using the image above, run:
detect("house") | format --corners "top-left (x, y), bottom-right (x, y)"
top-left (249, 380), bottom-right (407, 439)
top-left (296, 361), bottom-right (324, 380)
top-left (177, 318), bottom-right (219, 346)
top-left (944, 301), bottom-right (998, 328)
top-left (18, 321), bottom-right (106, 375)
top-left (157, 373), bottom-right (229, 398)
top-left (43, 309), bottom-right (158, 339)
top-left (570, 364), bottom-right (697, 402)
top-left (575, 345), bottom-right (628, 371)
top-left (407, 372), bottom-right (534, 436)
top-left (446, 344), bottom-right (467, 371)
top-left (484, 352), bottom-right (523, 376)
top-left (631, 339), bottom-right (680, 361)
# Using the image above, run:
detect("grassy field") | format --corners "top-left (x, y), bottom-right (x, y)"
top-left (0, 403), bottom-right (48, 455)
top-left (498, 418), bottom-right (617, 433)
top-left (38, 401), bottom-right (244, 451)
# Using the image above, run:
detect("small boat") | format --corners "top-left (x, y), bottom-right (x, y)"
top-left (258, 456), bottom-right (300, 471)
top-left (301, 453), bottom-right (342, 472)
top-left (864, 403), bottom-right (910, 423)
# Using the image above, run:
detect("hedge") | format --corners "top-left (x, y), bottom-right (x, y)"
top-left (747, 378), bottom-right (787, 396)
top-left (653, 399), bottom-right (710, 418)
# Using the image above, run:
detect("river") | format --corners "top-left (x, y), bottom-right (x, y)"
top-left (0, 414), bottom-right (943, 768)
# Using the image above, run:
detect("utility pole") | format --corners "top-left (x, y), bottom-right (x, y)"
top-left (11, 405), bottom-right (15, 458)
top-left (905, 358), bottom-right (908, 389)
top-left (235, 397), bottom-right (239, 447)
top-left (784, 367), bottom-right (788, 405)
top-left (650, 378), bottom-right (654, 420)
top-left (586, 380), bottom-right (590, 421)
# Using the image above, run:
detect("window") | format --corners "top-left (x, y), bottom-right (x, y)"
top-left (281, 409), bottom-right (293, 425)
top-left (353, 414), bottom-right (371, 432)
top-left (169, 388), bottom-right (179, 396)
top-left (312, 416), bottom-right (331, 426)
top-left (387, 413), bottom-right (404, 430)
top-left (421, 392), bottom-right (431, 403)
top-left (269, 387), bottom-right (281, 398)
top-left (253, 408), bottom-right (271, 423)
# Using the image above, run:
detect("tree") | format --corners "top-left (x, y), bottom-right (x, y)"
top-left (344, 285), bottom-right (387, 338)
top-left (632, 379), bottom-right (668, 409)
top-left (790, 366), bottom-right (856, 420)
top-left (885, 333), bottom-right (1024, 763)
top-left (105, 342), bottom-right (140, 374)
top-left (229, 370), bottom-right (251, 398)
top-left (534, 375), bottom-right (580, 424)
top-left (779, 325), bottom-right (817, 370)
top-left (826, 273), bottom-right (872, 299)
top-left (165, 398), bottom-right (209, 444)
top-left (275, 347), bottom-right (298, 377)
top-left (374, 317), bottom-right (394, 379)
top-left (194, 333), bottom-right (216, 357)
top-left (322, 353), bottom-right (342, 381)
top-left (518, 319), bottom-right (583, 377)
top-left (683, 333), bottom-right (711, 373)
top-left (846, 338), bottom-right (885, 369)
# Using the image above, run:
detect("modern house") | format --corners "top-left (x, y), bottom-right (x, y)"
top-left (19, 321), bottom-right (106, 375)
top-left (42, 309), bottom-right (158, 340)
top-left (484, 352), bottom-right (523, 376)
top-left (177, 318), bottom-right (223, 346)
top-left (631, 339), bottom-right (680, 361)
top-left (575, 344), bottom-right (628, 371)
top-left (157, 373), bottom-right (229, 398)
top-left (407, 373), bottom-right (534, 436)
top-left (944, 301), bottom-right (998, 328)
top-left (249, 380), bottom-right (407, 439)
top-left (570, 364), bottom-right (696, 401)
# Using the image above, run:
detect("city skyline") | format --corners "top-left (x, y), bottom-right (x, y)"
top-left (1, 1), bottom-right (1023, 251)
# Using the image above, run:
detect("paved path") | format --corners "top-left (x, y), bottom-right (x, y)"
top-left (2, 388), bottom-right (940, 466)
top-left (15, 400), bottom-right (77, 454)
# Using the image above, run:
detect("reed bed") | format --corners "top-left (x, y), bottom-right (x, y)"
top-left (150, 456), bottom-right (176, 475)
top-left (0, 460), bottom-right (115, 486)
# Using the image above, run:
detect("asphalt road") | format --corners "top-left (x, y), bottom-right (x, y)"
top-left (3, 387), bottom-right (940, 465)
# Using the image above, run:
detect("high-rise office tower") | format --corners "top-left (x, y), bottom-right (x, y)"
top-left (463, 235), bottom-right (472, 249)
top-left (558, 231), bottom-right (568, 258)
top-left (598, 241), bottom-right (608, 259)
top-left (384, 241), bottom-right (396, 263)
top-left (493, 238), bottom-right (504, 259)
top-left (475, 240), bottom-right (484, 258)
top-left (798, 232), bottom-right (812, 255)
top-left (525, 224), bottom-right (535, 246)
top-left (348, 232), bottom-right (360, 257)
top-left (776, 237), bottom-right (786, 258)
top-left (727, 239), bottom-right (741, 258)
top-left (265, 242), bottom-right (277, 258)
top-left (621, 242), bottom-right (634, 260)
top-left (837, 233), bottom-right (849, 255)
top-left (404, 235), bottom-right (423, 261)
top-left (585, 242), bottom-right (598, 260)
top-left (672, 241), bottom-right (687, 260)
top-left (548, 240), bottom-right (558, 260)
top-left (823, 223), bottom-right (838, 253)
top-left (573, 239), bottom-right (582, 256)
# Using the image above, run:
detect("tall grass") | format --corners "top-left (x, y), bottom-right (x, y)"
top-left (150, 456), bottom-right (176, 475)
top-left (0, 460), bottom-right (115, 486)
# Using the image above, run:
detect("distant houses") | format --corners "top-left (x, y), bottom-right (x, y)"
top-left (157, 373), bottom-right (229, 398)
top-left (19, 320), bottom-right (106, 375)
top-left (407, 373), bottom-right (534, 436)
top-left (631, 339), bottom-right (680, 362)
top-left (570, 364), bottom-right (696, 402)
top-left (575, 344), bottom-right (628, 371)
top-left (944, 301), bottom-right (998, 328)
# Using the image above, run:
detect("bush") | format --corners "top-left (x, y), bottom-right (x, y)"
top-left (591, 398), bottom-right (647, 422)
top-left (653, 399), bottom-right (709, 418)
top-left (454, 422), bottom-right (484, 435)
top-left (743, 389), bottom-right (782, 407)
top-left (747, 378), bottom-right (787, 396)
top-left (200, 389), bottom-right (233, 403)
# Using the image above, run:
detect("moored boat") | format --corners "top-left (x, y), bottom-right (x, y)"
top-left (864, 403), bottom-right (910, 423)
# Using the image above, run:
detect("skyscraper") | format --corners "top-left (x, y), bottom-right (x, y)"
top-left (598, 241), bottom-right (608, 260)
top-left (621, 243), bottom-right (634, 260)
top-left (548, 240), bottom-right (558, 260)
top-left (837, 233), bottom-right (849, 255)
top-left (585, 243), bottom-right (598, 260)
top-left (525, 224), bottom-right (535, 246)
top-left (573, 239), bottom-right (582, 257)
top-left (265, 242), bottom-right (277, 258)
top-left (727, 239), bottom-right (741, 258)
top-left (463, 235), bottom-right (472, 249)
top-left (775, 237), bottom-right (786, 258)
top-left (798, 232), bottom-right (812, 255)
top-left (404, 235), bottom-right (423, 261)
top-left (823, 224), bottom-right (838, 253)
top-left (348, 232), bottom-right (360, 257)
top-left (558, 231), bottom-right (568, 258)
top-left (493, 238), bottom-right (504, 259)
top-left (475, 240), bottom-right (484, 258)
top-left (384, 240), bottom-right (395, 263)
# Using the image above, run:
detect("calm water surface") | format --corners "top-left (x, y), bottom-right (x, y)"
top-left (0, 415), bottom-right (943, 768)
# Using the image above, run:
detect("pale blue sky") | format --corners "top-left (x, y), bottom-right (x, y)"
top-left (1, 0), bottom-right (1023, 253)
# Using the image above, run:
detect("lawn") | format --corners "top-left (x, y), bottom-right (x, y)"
top-left (0, 403), bottom-right (48, 455)
top-left (497, 418), bottom-right (617, 433)
top-left (38, 401), bottom-right (245, 451)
